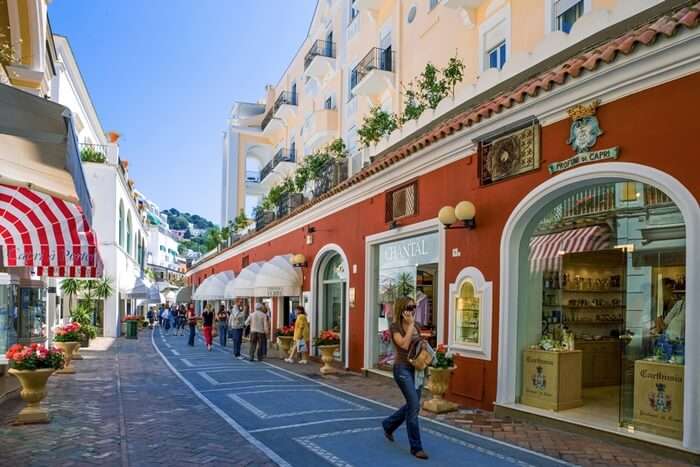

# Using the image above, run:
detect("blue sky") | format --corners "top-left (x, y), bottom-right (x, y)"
top-left (49, 0), bottom-right (317, 225)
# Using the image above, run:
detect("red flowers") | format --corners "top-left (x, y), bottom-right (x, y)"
top-left (276, 325), bottom-right (295, 337)
top-left (123, 315), bottom-right (142, 322)
top-left (5, 343), bottom-right (65, 371)
top-left (54, 322), bottom-right (82, 342)
top-left (314, 330), bottom-right (340, 346)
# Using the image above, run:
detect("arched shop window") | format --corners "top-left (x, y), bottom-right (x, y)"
top-left (317, 252), bottom-right (346, 361)
top-left (518, 180), bottom-right (686, 441)
top-left (448, 266), bottom-right (492, 359)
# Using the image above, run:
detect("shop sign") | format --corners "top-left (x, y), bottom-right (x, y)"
top-left (548, 147), bottom-right (619, 174)
top-left (522, 351), bottom-right (557, 400)
top-left (633, 360), bottom-right (684, 439)
top-left (266, 287), bottom-right (283, 297)
top-left (379, 232), bottom-right (439, 269)
top-left (479, 120), bottom-right (540, 186)
top-left (549, 100), bottom-right (620, 175)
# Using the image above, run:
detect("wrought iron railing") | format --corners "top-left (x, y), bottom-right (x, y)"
top-left (304, 40), bottom-right (336, 69)
top-left (260, 148), bottom-right (297, 182)
top-left (312, 158), bottom-right (349, 198)
top-left (261, 91), bottom-right (297, 131)
top-left (350, 47), bottom-right (395, 91)
top-left (261, 108), bottom-right (274, 131)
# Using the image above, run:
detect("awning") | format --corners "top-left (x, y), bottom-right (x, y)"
top-left (224, 262), bottom-right (262, 298)
top-left (175, 285), bottom-right (192, 303)
top-left (529, 225), bottom-right (611, 272)
top-left (192, 271), bottom-right (235, 301)
top-left (0, 183), bottom-right (103, 278)
top-left (126, 277), bottom-right (151, 298)
top-left (253, 255), bottom-right (301, 297)
top-left (0, 82), bottom-right (93, 223)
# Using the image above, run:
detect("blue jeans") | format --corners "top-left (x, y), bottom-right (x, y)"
top-left (382, 364), bottom-right (423, 453)
top-left (218, 324), bottom-right (228, 347)
top-left (231, 328), bottom-right (243, 357)
top-left (188, 324), bottom-right (196, 346)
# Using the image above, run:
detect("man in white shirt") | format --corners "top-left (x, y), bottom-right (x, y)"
top-left (246, 303), bottom-right (269, 362)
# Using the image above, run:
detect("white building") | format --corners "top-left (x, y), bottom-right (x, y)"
top-left (53, 35), bottom-right (148, 337)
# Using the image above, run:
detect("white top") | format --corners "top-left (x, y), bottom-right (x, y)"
top-left (245, 310), bottom-right (269, 335)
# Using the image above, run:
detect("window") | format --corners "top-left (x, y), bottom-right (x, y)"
top-left (554, 0), bottom-right (584, 33)
top-left (429, 0), bottom-right (439, 11)
top-left (448, 267), bottom-right (492, 358)
top-left (324, 96), bottom-right (334, 110)
top-left (349, 0), bottom-right (359, 23)
top-left (487, 41), bottom-right (507, 70)
top-left (385, 182), bottom-right (418, 222)
top-left (126, 213), bottom-right (133, 255)
top-left (118, 201), bottom-right (125, 248)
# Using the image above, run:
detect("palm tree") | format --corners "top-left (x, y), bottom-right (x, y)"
top-left (60, 279), bottom-right (82, 317)
top-left (95, 277), bottom-right (114, 303)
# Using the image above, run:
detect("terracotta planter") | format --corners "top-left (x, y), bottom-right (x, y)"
top-left (317, 344), bottom-right (339, 375)
top-left (422, 366), bottom-right (459, 413)
top-left (277, 336), bottom-right (293, 355)
top-left (8, 368), bottom-right (56, 424)
top-left (53, 341), bottom-right (80, 374)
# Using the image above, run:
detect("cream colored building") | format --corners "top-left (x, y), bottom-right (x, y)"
top-left (220, 0), bottom-right (660, 226)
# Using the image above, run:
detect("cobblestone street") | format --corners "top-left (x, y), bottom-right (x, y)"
top-left (0, 329), bottom-right (695, 467)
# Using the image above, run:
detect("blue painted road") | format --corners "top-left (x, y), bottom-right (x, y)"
top-left (152, 328), bottom-right (571, 467)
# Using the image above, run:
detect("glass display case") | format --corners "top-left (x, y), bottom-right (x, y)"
top-left (455, 279), bottom-right (480, 345)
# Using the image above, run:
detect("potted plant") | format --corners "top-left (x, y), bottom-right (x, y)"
top-left (5, 343), bottom-right (65, 424)
top-left (422, 344), bottom-right (459, 413)
top-left (313, 330), bottom-right (340, 375)
top-left (276, 325), bottom-right (295, 355)
top-left (53, 322), bottom-right (82, 374)
top-left (123, 315), bottom-right (141, 339)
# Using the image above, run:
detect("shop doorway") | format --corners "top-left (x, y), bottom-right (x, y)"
top-left (514, 178), bottom-right (687, 443)
top-left (313, 248), bottom-right (348, 363)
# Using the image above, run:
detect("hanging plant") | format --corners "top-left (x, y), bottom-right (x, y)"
top-left (358, 106), bottom-right (399, 148)
top-left (327, 138), bottom-right (348, 159)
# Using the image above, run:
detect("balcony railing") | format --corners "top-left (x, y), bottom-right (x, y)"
top-left (261, 91), bottom-right (298, 131)
top-left (260, 148), bottom-right (297, 182)
top-left (261, 108), bottom-right (274, 131)
top-left (350, 47), bottom-right (395, 90)
top-left (312, 158), bottom-right (349, 198)
top-left (304, 40), bottom-right (336, 69)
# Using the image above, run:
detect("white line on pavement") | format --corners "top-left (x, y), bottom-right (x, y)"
top-left (170, 349), bottom-right (180, 356)
top-left (199, 384), bottom-right (318, 394)
top-left (150, 330), bottom-right (291, 467)
top-left (248, 416), bottom-right (386, 433)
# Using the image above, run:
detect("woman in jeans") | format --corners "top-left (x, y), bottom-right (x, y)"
top-left (201, 304), bottom-right (215, 351)
top-left (228, 301), bottom-right (246, 359)
top-left (381, 297), bottom-right (428, 460)
top-left (216, 305), bottom-right (229, 347)
top-left (186, 303), bottom-right (197, 346)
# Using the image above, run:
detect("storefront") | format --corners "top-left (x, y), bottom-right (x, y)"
top-left (364, 222), bottom-right (444, 373)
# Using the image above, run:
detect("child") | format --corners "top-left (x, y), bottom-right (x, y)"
top-left (285, 306), bottom-right (309, 364)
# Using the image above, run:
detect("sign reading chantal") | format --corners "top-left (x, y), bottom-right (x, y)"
top-left (379, 233), bottom-right (439, 269)
top-left (549, 100), bottom-right (620, 175)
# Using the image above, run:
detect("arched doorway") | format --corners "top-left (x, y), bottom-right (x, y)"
top-left (497, 163), bottom-right (699, 451)
top-left (312, 246), bottom-right (349, 365)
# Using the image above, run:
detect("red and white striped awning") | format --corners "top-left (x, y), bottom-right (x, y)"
top-left (529, 225), bottom-right (611, 273)
top-left (0, 184), bottom-right (103, 278)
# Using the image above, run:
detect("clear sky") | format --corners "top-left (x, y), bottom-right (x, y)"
top-left (49, 0), bottom-right (317, 225)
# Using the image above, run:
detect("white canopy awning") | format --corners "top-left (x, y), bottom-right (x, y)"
top-left (192, 271), bottom-right (235, 301)
top-left (175, 285), bottom-right (192, 303)
top-left (127, 277), bottom-right (152, 299)
top-left (224, 262), bottom-right (262, 298)
top-left (253, 255), bottom-right (301, 297)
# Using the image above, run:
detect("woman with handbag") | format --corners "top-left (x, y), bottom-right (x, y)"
top-left (381, 297), bottom-right (429, 460)
top-left (285, 306), bottom-right (309, 364)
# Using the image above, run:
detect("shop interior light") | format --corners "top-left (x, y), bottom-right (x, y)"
top-left (292, 253), bottom-right (307, 268)
top-left (439, 201), bottom-right (476, 229)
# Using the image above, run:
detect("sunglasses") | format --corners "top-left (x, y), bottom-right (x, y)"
top-left (405, 305), bottom-right (416, 311)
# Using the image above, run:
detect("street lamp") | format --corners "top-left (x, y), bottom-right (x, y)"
top-left (438, 200), bottom-right (476, 229)
top-left (291, 253), bottom-right (308, 268)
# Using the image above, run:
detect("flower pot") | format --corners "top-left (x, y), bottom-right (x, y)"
top-left (422, 366), bottom-right (459, 413)
top-left (277, 336), bottom-right (293, 355)
top-left (8, 368), bottom-right (56, 424)
top-left (53, 341), bottom-right (80, 374)
top-left (317, 345), bottom-right (339, 375)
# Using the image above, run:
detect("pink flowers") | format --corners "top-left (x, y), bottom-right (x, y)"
top-left (54, 322), bottom-right (82, 342)
top-left (5, 343), bottom-right (65, 371)
top-left (276, 325), bottom-right (295, 337)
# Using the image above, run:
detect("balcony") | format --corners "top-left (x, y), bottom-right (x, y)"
top-left (351, 47), bottom-right (396, 98)
top-left (80, 142), bottom-right (119, 165)
top-left (260, 148), bottom-right (297, 186)
top-left (302, 108), bottom-right (339, 152)
top-left (261, 91), bottom-right (298, 138)
top-left (304, 40), bottom-right (336, 81)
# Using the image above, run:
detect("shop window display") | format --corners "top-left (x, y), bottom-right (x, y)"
top-left (373, 232), bottom-right (438, 370)
top-left (456, 280), bottom-right (480, 346)
top-left (0, 282), bottom-right (17, 358)
top-left (519, 180), bottom-right (686, 441)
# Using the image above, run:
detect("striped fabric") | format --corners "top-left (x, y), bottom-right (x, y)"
top-left (0, 184), bottom-right (103, 278)
top-left (529, 225), bottom-right (611, 273)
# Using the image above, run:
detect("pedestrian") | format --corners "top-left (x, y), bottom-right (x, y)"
top-left (157, 304), bottom-right (164, 328)
top-left (202, 304), bottom-right (215, 351)
top-left (161, 306), bottom-right (171, 336)
top-left (381, 297), bottom-right (429, 460)
top-left (260, 303), bottom-right (271, 357)
top-left (285, 305), bottom-right (309, 364)
top-left (246, 303), bottom-right (269, 362)
top-left (177, 306), bottom-right (187, 336)
top-left (217, 305), bottom-right (229, 347)
top-left (147, 308), bottom-right (154, 329)
top-left (168, 304), bottom-right (176, 331)
top-left (228, 301), bottom-right (245, 359)
top-left (186, 303), bottom-right (197, 346)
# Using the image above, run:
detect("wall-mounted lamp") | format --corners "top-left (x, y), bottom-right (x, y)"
top-left (438, 201), bottom-right (476, 230)
top-left (306, 226), bottom-right (316, 233)
top-left (291, 253), bottom-right (308, 268)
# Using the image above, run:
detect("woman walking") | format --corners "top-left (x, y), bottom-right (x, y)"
top-left (161, 306), bottom-right (172, 336)
top-left (285, 305), bottom-right (309, 364)
top-left (202, 304), bottom-right (215, 351)
top-left (216, 305), bottom-right (229, 347)
top-left (381, 297), bottom-right (429, 460)
top-left (228, 301), bottom-right (245, 359)
top-left (186, 304), bottom-right (197, 346)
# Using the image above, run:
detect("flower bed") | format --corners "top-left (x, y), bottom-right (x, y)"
top-left (5, 344), bottom-right (65, 371)
top-left (54, 323), bottom-right (82, 342)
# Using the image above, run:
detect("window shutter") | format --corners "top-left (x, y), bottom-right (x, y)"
top-left (385, 182), bottom-right (417, 222)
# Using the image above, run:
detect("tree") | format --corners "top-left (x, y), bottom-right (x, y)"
top-left (95, 277), bottom-right (114, 304)
top-left (60, 279), bottom-right (82, 316)
top-left (204, 227), bottom-right (221, 251)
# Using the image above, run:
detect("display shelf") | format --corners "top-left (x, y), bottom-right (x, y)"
top-left (563, 320), bottom-right (623, 325)
top-left (562, 305), bottom-right (625, 309)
